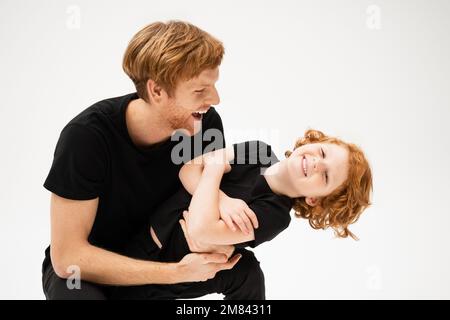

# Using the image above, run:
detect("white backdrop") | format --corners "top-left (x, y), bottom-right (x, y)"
top-left (1, 0), bottom-right (449, 299)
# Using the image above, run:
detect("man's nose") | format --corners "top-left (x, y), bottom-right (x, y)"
top-left (205, 87), bottom-right (220, 106)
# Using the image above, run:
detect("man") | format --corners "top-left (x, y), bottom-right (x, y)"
top-left (42, 20), bottom-right (264, 300)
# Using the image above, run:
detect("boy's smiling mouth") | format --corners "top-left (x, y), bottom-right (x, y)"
top-left (302, 155), bottom-right (307, 177)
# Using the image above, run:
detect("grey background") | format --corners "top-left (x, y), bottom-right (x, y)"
top-left (1, 0), bottom-right (449, 299)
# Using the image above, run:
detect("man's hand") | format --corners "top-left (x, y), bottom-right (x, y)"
top-left (177, 252), bottom-right (241, 282)
top-left (218, 195), bottom-right (259, 235)
top-left (179, 218), bottom-right (235, 259)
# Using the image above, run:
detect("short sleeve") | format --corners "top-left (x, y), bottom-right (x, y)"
top-left (232, 141), bottom-right (278, 167)
top-left (248, 195), bottom-right (291, 248)
top-left (241, 174), bottom-right (292, 248)
top-left (43, 124), bottom-right (108, 200)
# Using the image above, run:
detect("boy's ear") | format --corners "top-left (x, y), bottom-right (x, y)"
top-left (305, 197), bottom-right (319, 207)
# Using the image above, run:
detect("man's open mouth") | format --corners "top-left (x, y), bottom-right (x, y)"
top-left (192, 109), bottom-right (208, 120)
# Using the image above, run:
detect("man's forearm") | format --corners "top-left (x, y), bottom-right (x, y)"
top-left (52, 243), bottom-right (180, 286)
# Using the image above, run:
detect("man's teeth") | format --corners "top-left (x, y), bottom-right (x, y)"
top-left (192, 110), bottom-right (208, 119)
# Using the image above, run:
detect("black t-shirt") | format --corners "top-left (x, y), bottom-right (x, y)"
top-left (43, 93), bottom-right (225, 267)
top-left (145, 141), bottom-right (294, 263)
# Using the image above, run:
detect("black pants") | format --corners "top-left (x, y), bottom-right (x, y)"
top-left (42, 262), bottom-right (108, 300)
top-left (41, 248), bottom-right (265, 300)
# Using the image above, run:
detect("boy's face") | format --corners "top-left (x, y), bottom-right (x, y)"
top-left (164, 67), bottom-right (220, 136)
top-left (286, 142), bottom-right (349, 201)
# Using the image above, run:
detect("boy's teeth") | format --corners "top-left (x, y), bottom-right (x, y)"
top-left (302, 157), bottom-right (307, 176)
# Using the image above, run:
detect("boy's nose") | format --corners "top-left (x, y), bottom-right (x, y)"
top-left (314, 159), bottom-right (326, 173)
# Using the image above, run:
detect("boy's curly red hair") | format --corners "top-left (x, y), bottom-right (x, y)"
top-left (285, 129), bottom-right (373, 240)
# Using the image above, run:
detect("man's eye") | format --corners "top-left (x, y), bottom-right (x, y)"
top-left (194, 89), bottom-right (205, 94)
top-left (321, 148), bottom-right (326, 158)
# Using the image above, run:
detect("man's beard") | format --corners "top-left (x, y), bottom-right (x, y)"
top-left (167, 104), bottom-right (201, 136)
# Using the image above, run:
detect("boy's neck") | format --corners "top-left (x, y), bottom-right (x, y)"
top-left (263, 161), bottom-right (299, 198)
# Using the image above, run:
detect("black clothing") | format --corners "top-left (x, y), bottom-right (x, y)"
top-left (110, 141), bottom-right (293, 299)
top-left (152, 140), bottom-right (294, 262)
top-left (42, 93), bottom-right (226, 299)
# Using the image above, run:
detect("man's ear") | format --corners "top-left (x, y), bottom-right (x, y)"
top-left (305, 197), bottom-right (319, 207)
top-left (146, 79), bottom-right (167, 104)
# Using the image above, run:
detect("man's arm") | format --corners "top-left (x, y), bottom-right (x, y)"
top-left (50, 193), bottom-right (239, 285)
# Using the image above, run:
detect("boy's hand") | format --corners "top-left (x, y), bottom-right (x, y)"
top-left (218, 194), bottom-right (259, 234)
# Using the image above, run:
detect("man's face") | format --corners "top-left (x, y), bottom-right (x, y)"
top-left (165, 67), bottom-right (220, 136)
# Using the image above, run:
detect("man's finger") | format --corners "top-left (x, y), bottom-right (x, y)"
top-left (179, 219), bottom-right (194, 249)
top-left (245, 207), bottom-right (259, 229)
top-left (179, 219), bottom-right (187, 234)
top-left (202, 253), bottom-right (228, 264)
top-left (221, 254), bottom-right (242, 270)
